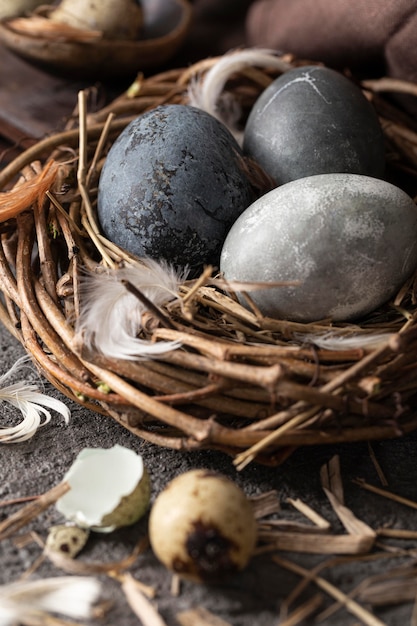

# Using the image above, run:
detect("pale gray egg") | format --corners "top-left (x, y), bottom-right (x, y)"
top-left (220, 173), bottom-right (417, 322)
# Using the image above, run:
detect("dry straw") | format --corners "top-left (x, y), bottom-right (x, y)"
top-left (1, 52), bottom-right (417, 467)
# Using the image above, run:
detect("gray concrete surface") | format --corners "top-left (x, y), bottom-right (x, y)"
top-left (1, 321), bottom-right (417, 625)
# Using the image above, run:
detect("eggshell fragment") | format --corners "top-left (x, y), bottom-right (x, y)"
top-left (45, 525), bottom-right (90, 558)
top-left (56, 445), bottom-right (150, 532)
top-left (243, 65), bottom-right (385, 185)
top-left (220, 173), bottom-right (417, 322)
top-left (148, 469), bottom-right (257, 583)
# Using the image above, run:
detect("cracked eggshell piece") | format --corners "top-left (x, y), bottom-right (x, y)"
top-left (45, 525), bottom-right (90, 558)
top-left (56, 445), bottom-right (150, 532)
top-left (220, 173), bottom-right (417, 323)
top-left (243, 65), bottom-right (385, 186)
top-left (148, 469), bottom-right (257, 583)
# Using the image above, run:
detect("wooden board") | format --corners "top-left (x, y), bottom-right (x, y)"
top-left (0, 43), bottom-right (85, 142)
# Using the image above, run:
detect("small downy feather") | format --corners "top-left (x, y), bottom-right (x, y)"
top-left (75, 259), bottom-right (185, 360)
top-left (0, 576), bottom-right (101, 625)
top-left (187, 48), bottom-right (293, 144)
top-left (0, 356), bottom-right (70, 444)
top-left (298, 331), bottom-right (393, 351)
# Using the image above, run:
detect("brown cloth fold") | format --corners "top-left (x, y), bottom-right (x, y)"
top-left (246, 0), bottom-right (417, 83)
top-left (188, 0), bottom-right (417, 86)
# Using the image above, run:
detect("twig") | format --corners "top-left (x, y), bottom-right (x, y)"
top-left (0, 482), bottom-right (70, 541)
top-left (367, 442), bottom-right (389, 487)
top-left (86, 112), bottom-right (115, 188)
top-left (278, 593), bottom-right (323, 626)
top-left (121, 573), bottom-right (168, 626)
top-left (233, 341), bottom-right (393, 469)
top-left (0, 495), bottom-right (40, 508)
top-left (121, 279), bottom-right (177, 330)
top-left (353, 478), bottom-right (417, 510)
top-left (272, 555), bottom-right (386, 626)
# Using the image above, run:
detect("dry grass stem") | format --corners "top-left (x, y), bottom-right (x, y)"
top-left (287, 497), bottom-right (331, 530)
top-left (170, 574), bottom-right (181, 597)
top-left (367, 443), bottom-right (389, 486)
top-left (121, 573), bottom-right (168, 626)
top-left (353, 478), bottom-right (417, 510)
top-left (320, 455), bottom-right (345, 504)
top-left (257, 531), bottom-right (375, 555)
top-left (376, 528), bottom-right (417, 540)
top-left (272, 555), bottom-right (386, 626)
top-left (0, 482), bottom-right (70, 541)
top-left (277, 593), bottom-right (323, 626)
top-left (250, 490), bottom-right (281, 519)
top-left (0, 495), bottom-right (40, 508)
top-left (176, 607), bottom-right (233, 626)
top-left (16, 613), bottom-right (86, 626)
top-left (86, 112), bottom-right (115, 189)
top-left (321, 456), bottom-right (375, 546)
top-left (44, 536), bottom-right (148, 576)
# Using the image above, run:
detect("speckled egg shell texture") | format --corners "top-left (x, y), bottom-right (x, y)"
top-left (97, 104), bottom-right (255, 273)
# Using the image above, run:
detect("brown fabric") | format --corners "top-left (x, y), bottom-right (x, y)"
top-left (246, 0), bottom-right (417, 82)
top-left (186, 0), bottom-right (417, 85)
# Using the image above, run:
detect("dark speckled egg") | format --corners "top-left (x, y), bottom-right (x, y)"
top-left (243, 65), bottom-right (385, 185)
top-left (97, 104), bottom-right (255, 273)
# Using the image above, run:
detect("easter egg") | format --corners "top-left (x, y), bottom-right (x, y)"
top-left (149, 470), bottom-right (257, 583)
top-left (97, 104), bottom-right (255, 274)
top-left (220, 173), bottom-right (417, 322)
top-left (243, 65), bottom-right (385, 185)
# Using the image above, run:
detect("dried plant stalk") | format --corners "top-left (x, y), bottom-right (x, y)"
top-left (121, 573), bottom-right (168, 626)
top-left (273, 555), bottom-right (386, 626)
top-left (176, 607), bottom-right (233, 626)
top-left (0, 482), bottom-right (70, 541)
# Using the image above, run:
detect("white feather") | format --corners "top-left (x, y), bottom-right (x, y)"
top-left (0, 356), bottom-right (70, 444)
top-left (298, 331), bottom-right (393, 351)
top-left (0, 576), bottom-right (101, 624)
top-left (187, 48), bottom-right (293, 143)
top-left (75, 259), bottom-right (185, 360)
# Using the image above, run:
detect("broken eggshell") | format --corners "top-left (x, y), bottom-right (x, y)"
top-left (148, 469), bottom-right (258, 583)
top-left (45, 524), bottom-right (90, 558)
top-left (56, 445), bottom-right (150, 532)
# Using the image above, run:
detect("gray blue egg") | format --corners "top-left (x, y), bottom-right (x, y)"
top-left (97, 104), bottom-right (255, 273)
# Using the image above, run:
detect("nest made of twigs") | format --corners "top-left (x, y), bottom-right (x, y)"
top-left (2, 52), bottom-right (417, 467)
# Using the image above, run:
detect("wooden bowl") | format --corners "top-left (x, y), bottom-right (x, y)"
top-left (0, 0), bottom-right (193, 80)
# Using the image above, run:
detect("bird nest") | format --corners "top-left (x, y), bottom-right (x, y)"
top-left (1, 52), bottom-right (417, 468)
